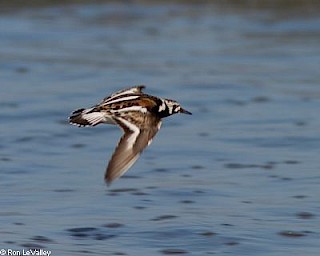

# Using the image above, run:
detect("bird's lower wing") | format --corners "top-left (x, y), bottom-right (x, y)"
top-left (105, 116), bottom-right (161, 185)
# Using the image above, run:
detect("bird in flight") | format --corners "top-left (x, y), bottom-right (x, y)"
top-left (69, 85), bottom-right (191, 185)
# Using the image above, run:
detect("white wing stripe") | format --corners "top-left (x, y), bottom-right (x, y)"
top-left (105, 95), bottom-right (140, 105)
top-left (111, 87), bottom-right (141, 97)
top-left (116, 117), bottom-right (140, 150)
top-left (111, 106), bottom-right (147, 113)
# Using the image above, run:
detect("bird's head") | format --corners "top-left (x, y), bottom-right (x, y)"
top-left (164, 99), bottom-right (192, 116)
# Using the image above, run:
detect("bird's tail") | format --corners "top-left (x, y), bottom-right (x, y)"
top-left (69, 107), bottom-right (103, 127)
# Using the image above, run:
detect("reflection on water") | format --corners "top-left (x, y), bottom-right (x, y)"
top-left (0, 2), bottom-right (319, 255)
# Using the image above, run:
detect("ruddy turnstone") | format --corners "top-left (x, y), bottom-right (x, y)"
top-left (69, 85), bottom-right (191, 185)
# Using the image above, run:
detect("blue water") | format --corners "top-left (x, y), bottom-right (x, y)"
top-left (1, 2), bottom-right (320, 255)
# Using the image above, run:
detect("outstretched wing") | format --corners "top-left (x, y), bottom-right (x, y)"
top-left (69, 85), bottom-right (146, 127)
top-left (105, 113), bottom-right (161, 185)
